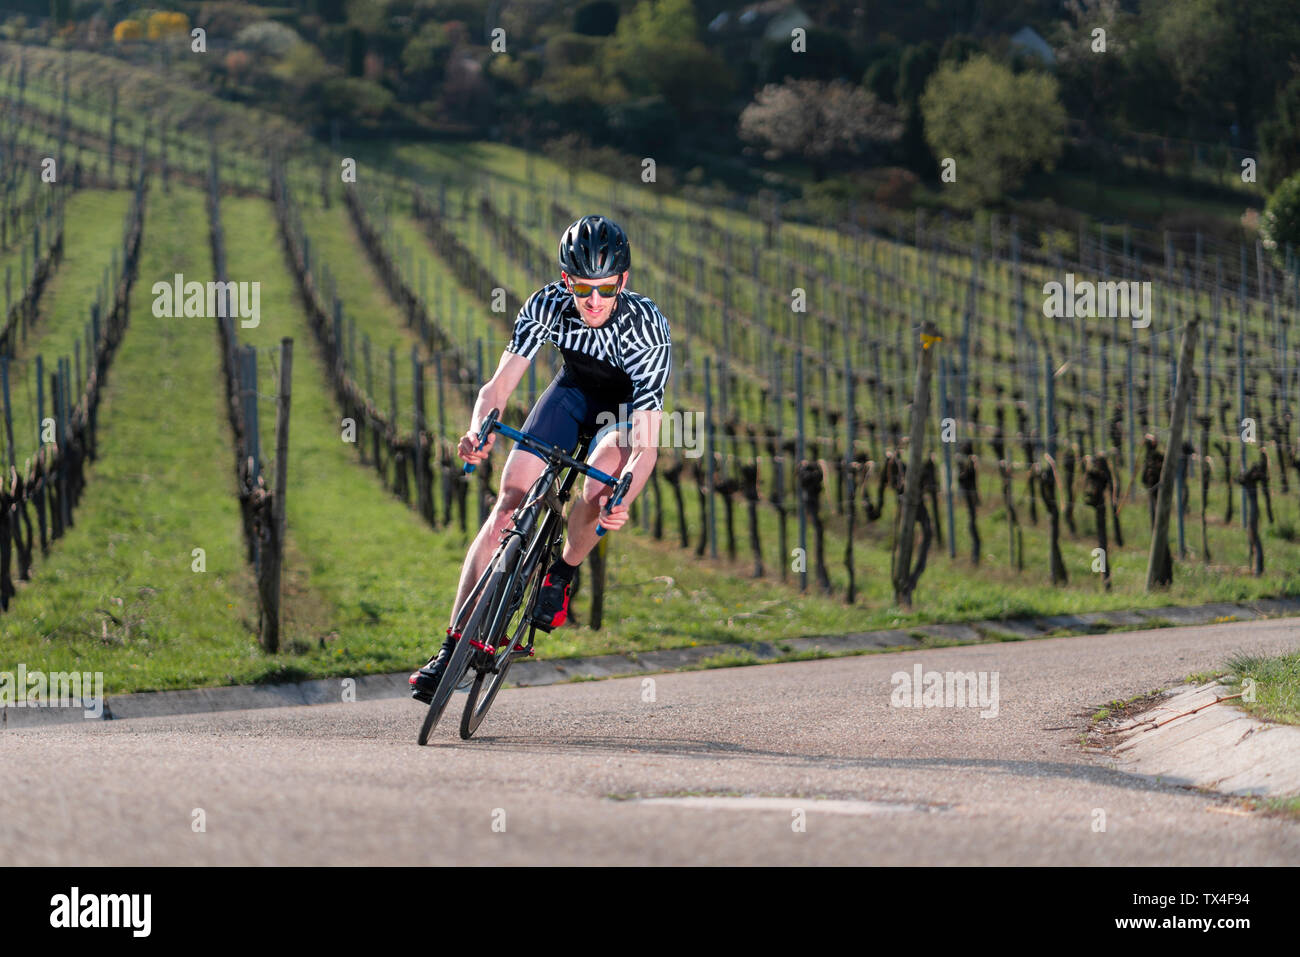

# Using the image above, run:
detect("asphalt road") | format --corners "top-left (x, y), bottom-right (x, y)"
top-left (4, 617), bottom-right (1299, 865)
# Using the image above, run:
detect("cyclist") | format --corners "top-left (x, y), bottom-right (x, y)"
top-left (410, 214), bottom-right (672, 703)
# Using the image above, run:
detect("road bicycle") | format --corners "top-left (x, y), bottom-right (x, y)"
top-left (417, 407), bottom-right (632, 744)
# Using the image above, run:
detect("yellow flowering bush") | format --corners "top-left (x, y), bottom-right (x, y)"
top-left (113, 19), bottom-right (144, 43)
top-left (147, 11), bottom-right (190, 40)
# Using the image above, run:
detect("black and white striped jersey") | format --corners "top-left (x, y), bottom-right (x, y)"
top-left (505, 280), bottom-right (673, 412)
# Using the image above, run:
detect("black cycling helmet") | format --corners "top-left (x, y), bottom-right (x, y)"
top-left (558, 215), bottom-right (630, 279)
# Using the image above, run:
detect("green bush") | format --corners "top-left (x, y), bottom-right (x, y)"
top-left (1261, 171), bottom-right (1300, 267)
top-left (920, 54), bottom-right (1065, 205)
top-left (544, 32), bottom-right (604, 71)
top-left (863, 54), bottom-right (899, 104)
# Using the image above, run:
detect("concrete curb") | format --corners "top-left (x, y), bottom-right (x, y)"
top-left (1104, 682), bottom-right (1300, 798)
top-left (5, 595), bottom-right (1300, 729)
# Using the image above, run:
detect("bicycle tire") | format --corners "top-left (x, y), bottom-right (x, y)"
top-left (416, 539), bottom-right (515, 745)
top-left (460, 542), bottom-right (547, 739)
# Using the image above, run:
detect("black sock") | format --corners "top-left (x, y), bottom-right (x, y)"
top-left (548, 557), bottom-right (579, 582)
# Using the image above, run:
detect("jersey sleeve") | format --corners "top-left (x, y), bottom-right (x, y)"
top-left (625, 302), bottom-right (673, 412)
top-left (504, 286), bottom-right (557, 361)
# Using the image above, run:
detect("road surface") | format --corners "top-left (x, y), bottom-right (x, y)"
top-left (4, 617), bottom-right (1299, 865)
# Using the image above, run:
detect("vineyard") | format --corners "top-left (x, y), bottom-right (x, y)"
top-left (1, 42), bottom-right (1297, 695)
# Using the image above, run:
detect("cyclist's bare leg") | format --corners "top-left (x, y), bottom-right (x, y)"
top-left (447, 447), bottom-right (547, 631)
top-left (561, 430), bottom-right (656, 564)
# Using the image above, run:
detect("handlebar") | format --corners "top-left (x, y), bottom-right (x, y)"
top-left (463, 407), bottom-right (633, 536)
top-left (462, 409), bottom-right (498, 475)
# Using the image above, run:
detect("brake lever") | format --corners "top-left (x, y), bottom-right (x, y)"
top-left (596, 472), bottom-right (634, 537)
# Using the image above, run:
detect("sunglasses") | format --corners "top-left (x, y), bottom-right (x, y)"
top-left (566, 277), bottom-right (622, 298)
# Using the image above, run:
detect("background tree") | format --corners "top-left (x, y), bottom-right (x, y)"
top-left (920, 53), bottom-right (1065, 205)
top-left (895, 42), bottom-right (937, 105)
top-left (1147, 0), bottom-right (1232, 139)
top-left (863, 50), bottom-right (899, 105)
top-left (1259, 76), bottom-right (1300, 189)
top-left (739, 78), bottom-right (902, 181)
top-left (605, 0), bottom-right (730, 121)
top-left (403, 21), bottom-right (457, 90)
top-left (758, 27), bottom-right (857, 85)
top-left (1051, 0), bottom-right (1127, 135)
top-left (895, 42), bottom-right (939, 178)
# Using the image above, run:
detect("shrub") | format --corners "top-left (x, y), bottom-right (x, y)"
top-left (875, 167), bottom-right (918, 208)
top-left (235, 20), bottom-right (303, 58)
top-left (146, 11), bottom-right (189, 40)
top-left (544, 32), bottom-right (604, 72)
top-left (113, 19), bottom-right (143, 43)
top-left (1260, 171), bottom-right (1300, 267)
top-left (920, 54), bottom-right (1065, 205)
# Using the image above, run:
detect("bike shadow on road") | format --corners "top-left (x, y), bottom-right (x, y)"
top-left (435, 732), bottom-right (1203, 797)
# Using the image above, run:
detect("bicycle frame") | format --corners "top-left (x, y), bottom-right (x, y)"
top-left (475, 432), bottom-right (597, 654)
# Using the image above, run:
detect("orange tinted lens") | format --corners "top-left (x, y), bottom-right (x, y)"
top-left (571, 282), bottom-right (619, 297)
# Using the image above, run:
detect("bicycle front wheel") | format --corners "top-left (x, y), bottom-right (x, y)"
top-left (417, 537), bottom-right (519, 745)
top-left (460, 527), bottom-right (551, 739)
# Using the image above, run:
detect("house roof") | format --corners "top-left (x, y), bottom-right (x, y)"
top-left (1009, 26), bottom-right (1056, 65)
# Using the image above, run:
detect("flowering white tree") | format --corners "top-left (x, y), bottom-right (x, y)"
top-left (739, 79), bottom-right (902, 180)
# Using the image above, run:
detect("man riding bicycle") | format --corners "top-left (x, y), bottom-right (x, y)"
top-left (410, 214), bottom-right (672, 702)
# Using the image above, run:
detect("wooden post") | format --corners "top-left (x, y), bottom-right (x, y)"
top-left (434, 346), bottom-right (446, 450)
top-left (262, 338), bottom-right (293, 652)
top-left (35, 355), bottom-right (44, 447)
top-left (57, 363), bottom-right (70, 531)
top-left (940, 356), bottom-right (955, 559)
top-left (1, 356), bottom-right (13, 472)
top-left (1147, 316), bottom-right (1198, 590)
top-left (704, 355), bottom-right (716, 560)
top-left (795, 349), bottom-right (806, 591)
top-left (1238, 245), bottom-right (1248, 527)
top-left (893, 320), bottom-right (939, 607)
top-left (413, 345), bottom-right (429, 524)
top-left (844, 348), bottom-right (856, 602)
top-left (388, 345), bottom-right (397, 424)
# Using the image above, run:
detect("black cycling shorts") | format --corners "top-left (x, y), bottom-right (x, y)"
top-left (517, 369), bottom-right (632, 463)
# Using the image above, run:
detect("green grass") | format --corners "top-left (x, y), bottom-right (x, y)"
top-left (3, 189), bottom-right (131, 457)
top-left (1024, 171), bottom-right (1255, 227)
top-left (1221, 650), bottom-right (1300, 726)
top-left (0, 186), bottom-right (261, 692)
top-left (292, 190), bottom-right (474, 431)
top-left (1258, 796), bottom-right (1300, 820)
top-left (695, 648), bottom-right (762, 669)
top-left (221, 193), bottom-right (475, 679)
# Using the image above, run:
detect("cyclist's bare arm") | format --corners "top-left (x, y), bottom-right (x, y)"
top-left (592, 409), bottom-right (661, 532)
top-left (624, 408), bottom-right (661, 481)
top-left (459, 351), bottom-right (530, 465)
